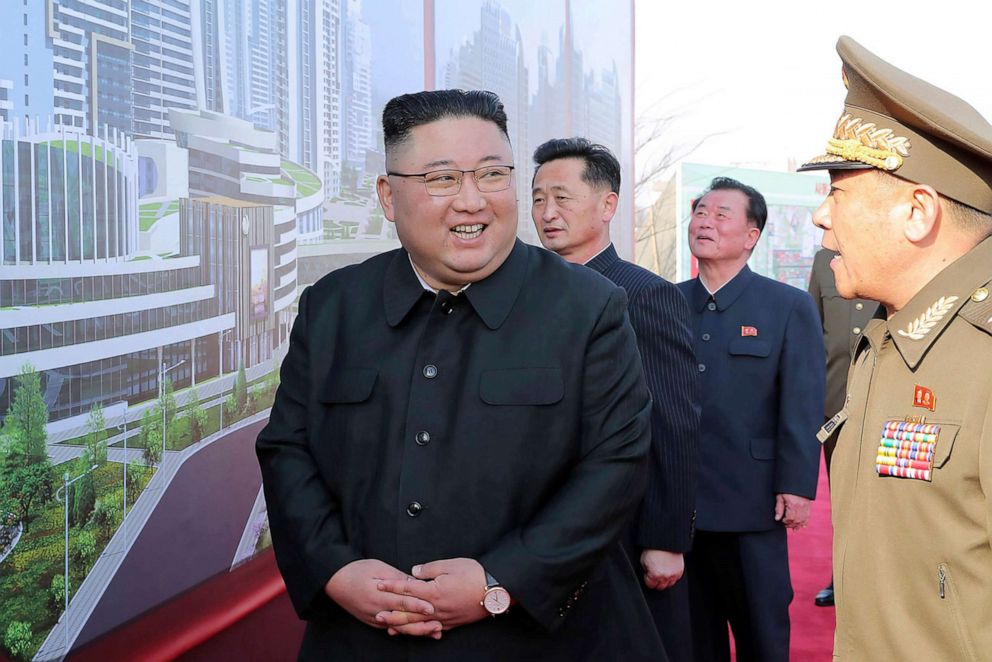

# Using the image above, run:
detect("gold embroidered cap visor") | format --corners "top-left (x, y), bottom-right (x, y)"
top-left (799, 36), bottom-right (992, 215)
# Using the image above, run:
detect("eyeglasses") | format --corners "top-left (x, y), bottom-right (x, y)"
top-left (387, 165), bottom-right (515, 196)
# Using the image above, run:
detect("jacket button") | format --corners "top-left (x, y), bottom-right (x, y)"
top-left (855, 302), bottom-right (864, 310)
top-left (698, 364), bottom-right (706, 372)
top-left (707, 302), bottom-right (717, 311)
top-left (702, 333), bottom-right (711, 341)
top-left (423, 364), bottom-right (438, 379)
top-left (440, 300), bottom-right (454, 314)
top-left (416, 431), bottom-right (431, 446)
top-left (406, 502), bottom-right (423, 517)
top-left (853, 327), bottom-right (862, 335)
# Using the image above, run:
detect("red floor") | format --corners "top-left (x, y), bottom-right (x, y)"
top-left (787, 456), bottom-right (835, 660)
top-left (64, 461), bottom-right (838, 662)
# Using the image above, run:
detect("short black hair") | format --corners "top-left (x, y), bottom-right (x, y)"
top-left (691, 176), bottom-right (768, 232)
top-left (382, 89), bottom-right (509, 155)
top-left (532, 137), bottom-right (620, 193)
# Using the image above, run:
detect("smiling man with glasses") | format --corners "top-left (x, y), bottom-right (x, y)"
top-left (257, 89), bottom-right (665, 661)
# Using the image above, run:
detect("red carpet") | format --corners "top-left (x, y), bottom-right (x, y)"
top-left (787, 456), bottom-right (835, 660)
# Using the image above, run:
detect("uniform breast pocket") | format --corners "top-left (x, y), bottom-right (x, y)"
top-left (874, 418), bottom-right (961, 482)
top-left (479, 367), bottom-right (564, 406)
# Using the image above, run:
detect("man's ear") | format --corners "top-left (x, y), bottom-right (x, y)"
top-left (902, 184), bottom-right (939, 244)
top-left (377, 175), bottom-right (396, 222)
top-left (744, 226), bottom-right (761, 251)
top-left (601, 191), bottom-right (619, 223)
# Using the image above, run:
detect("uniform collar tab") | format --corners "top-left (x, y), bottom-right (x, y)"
top-left (887, 236), bottom-right (992, 368)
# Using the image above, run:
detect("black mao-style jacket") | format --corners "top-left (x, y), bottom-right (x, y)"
top-left (257, 240), bottom-right (665, 661)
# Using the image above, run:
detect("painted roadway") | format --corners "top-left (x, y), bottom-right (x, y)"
top-left (74, 418), bottom-right (267, 647)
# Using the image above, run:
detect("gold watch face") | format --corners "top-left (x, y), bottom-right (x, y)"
top-left (483, 586), bottom-right (511, 615)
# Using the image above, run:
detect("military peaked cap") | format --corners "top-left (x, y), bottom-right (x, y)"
top-left (800, 36), bottom-right (992, 214)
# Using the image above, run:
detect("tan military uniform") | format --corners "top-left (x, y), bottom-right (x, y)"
top-left (831, 236), bottom-right (992, 660)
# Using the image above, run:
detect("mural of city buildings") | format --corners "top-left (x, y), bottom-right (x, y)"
top-left (0, 1), bottom-right (633, 658)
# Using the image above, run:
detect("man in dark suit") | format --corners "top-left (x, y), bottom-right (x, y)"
top-left (531, 137), bottom-right (700, 661)
top-left (256, 90), bottom-right (665, 661)
top-left (806, 236), bottom-right (880, 608)
top-left (677, 177), bottom-right (824, 662)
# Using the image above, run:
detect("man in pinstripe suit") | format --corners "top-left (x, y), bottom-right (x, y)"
top-left (532, 138), bottom-right (700, 661)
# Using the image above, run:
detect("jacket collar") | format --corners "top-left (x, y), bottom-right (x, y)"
top-left (383, 239), bottom-right (529, 330)
top-left (383, 249), bottom-right (431, 327)
top-left (886, 235), bottom-right (992, 369)
top-left (585, 243), bottom-right (620, 274)
top-left (687, 265), bottom-right (754, 312)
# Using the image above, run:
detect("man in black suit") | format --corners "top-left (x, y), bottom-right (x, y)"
top-left (678, 177), bottom-right (824, 662)
top-left (531, 137), bottom-right (699, 661)
top-left (256, 90), bottom-right (665, 661)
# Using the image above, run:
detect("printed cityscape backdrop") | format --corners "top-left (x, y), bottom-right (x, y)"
top-left (0, 1), bottom-right (633, 659)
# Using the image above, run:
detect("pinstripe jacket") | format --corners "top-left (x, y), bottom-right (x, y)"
top-left (587, 244), bottom-right (700, 552)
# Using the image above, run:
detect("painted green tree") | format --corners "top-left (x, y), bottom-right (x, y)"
top-left (186, 387), bottom-right (208, 444)
top-left (139, 406), bottom-right (162, 467)
top-left (262, 369), bottom-right (280, 407)
top-left (82, 403), bottom-right (108, 467)
top-left (234, 361), bottom-right (248, 415)
top-left (48, 574), bottom-right (65, 615)
top-left (91, 497), bottom-right (120, 540)
top-left (3, 620), bottom-right (32, 660)
top-left (126, 464), bottom-right (144, 506)
top-left (2, 364), bottom-right (48, 457)
top-left (0, 364), bottom-right (55, 532)
top-left (69, 473), bottom-right (96, 528)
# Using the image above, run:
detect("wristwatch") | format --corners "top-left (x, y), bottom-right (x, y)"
top-left (480, 570), bottom-right (511, 616)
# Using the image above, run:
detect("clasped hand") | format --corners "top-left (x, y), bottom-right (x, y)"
top-left (325, 557), bottom-right (489, 640)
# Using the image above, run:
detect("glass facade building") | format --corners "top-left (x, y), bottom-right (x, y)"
top-left (0, 121), bottom-right (226, 422)
top-left (0, 125), bottom-right (137, 264)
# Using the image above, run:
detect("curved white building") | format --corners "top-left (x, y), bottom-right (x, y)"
top-left (0, 122), bottom-right (225, 422)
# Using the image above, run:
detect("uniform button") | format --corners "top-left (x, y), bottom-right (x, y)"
top-left (415, 431), bottom-right (431, 446)
top-left (855, 302), bottom-right (864, 310)
top-left (423, 364), bottom-right (438, 379)
top-left (702, 333), bottom-right (711, 341)
top-left (853, 327), bottom-right (862, 335)
top-left (707, 302), bottom-right (717, 311)
top-left (440, 299), bottom-right (454, 314)
top-left (698, 364), bottom-right (706, 372)
top-left (406, 502), bottom-right (423, 517)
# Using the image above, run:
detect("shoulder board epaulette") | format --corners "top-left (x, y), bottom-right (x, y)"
top-left (959, 281), bottom-right (992, 336)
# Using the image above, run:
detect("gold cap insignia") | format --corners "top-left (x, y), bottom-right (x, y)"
top-left (798, 36), bottom-right (992, 214)
top-left (825, 114), bottom-right (911, 171)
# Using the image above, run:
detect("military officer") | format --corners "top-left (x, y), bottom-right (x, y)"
top-left (801, 36), bottom-right (992, 660)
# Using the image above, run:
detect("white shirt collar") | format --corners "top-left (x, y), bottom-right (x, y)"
top-left (408, 254), bottom-right (470, 295)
